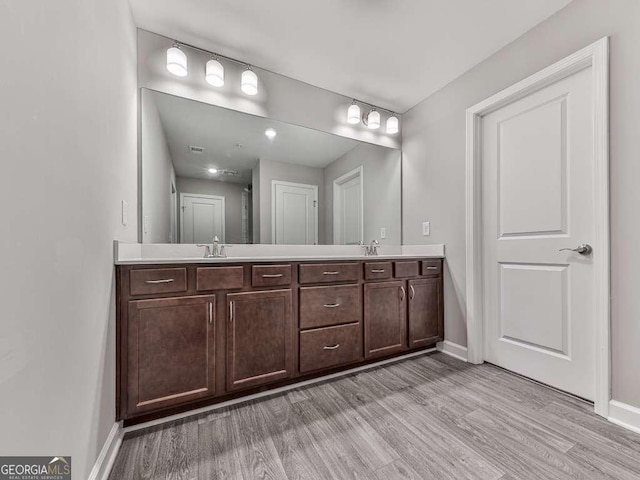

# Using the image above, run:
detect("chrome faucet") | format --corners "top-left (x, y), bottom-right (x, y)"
top-left (364, 239), bottom-right (380, 256)
top-left (197, 235), bottom-right (231, 258)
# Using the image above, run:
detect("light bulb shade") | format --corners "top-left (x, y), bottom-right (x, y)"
top-left (241, 69), bottom-right (258, 95)
top-left (206, 59), bottom-right (224, 87)
top-left (166, 47), bottom-right (187, 77)
top-left (367, 110), bottom-right (381, 129)
top-left (386, 116), bottom-right (399, 134)
top-left (347, 103), bottom-right (361, 124)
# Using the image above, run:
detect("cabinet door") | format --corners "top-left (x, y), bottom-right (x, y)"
top-left (227, 289), bottom-right (294, 391)
top-left (127, 295), bottom-right (216, 415)
top-left (408, 278), bottom-right (444, 348)
top-left (364, 281), bottom-right (407, 358)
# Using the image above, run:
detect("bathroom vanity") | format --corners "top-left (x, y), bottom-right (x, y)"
top-left (115, 253), bottom-right (443, 425)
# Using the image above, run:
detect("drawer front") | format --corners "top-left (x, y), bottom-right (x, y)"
top-left (196, 266), bottom-right (244, 291)
top-left (299, 263), bottom-right (360, 284)
top-left (300, 284), bottom-right (361, 329)
top-left (252, 264), bottom-right (292, 287)
top-left (130, 268), bottom-right (187, 296)
top-left (422, 260), bottom-right (442, 276)
top-left (394, 261), bottom-right (420, 278)
top-left (364, 262), bottom-right (392, 280)
top-left (299, 323), bottom-right (362, 373)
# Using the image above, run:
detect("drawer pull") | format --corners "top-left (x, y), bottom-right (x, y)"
top-left (323, 271), bottom-right (340, 275)
top-left (262, 273), bottom-right (284, 278)
top-left (144, 279), bottom-right (174, 284)
top-left (426, 266), bottom-right (438, 270)
top-left (323, 303), bottom-right (340, 308)
top-left (323, 344), bottom-right (340, 350)
top-left (371, 269), bottom-right (386, 273)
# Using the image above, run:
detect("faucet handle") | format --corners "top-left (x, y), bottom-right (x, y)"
top-left (197, 244), bottom-right (212, 258)
top-left (219, 245), bottom-right (233, 257)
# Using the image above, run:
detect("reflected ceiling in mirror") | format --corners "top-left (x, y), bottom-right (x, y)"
top-left (141, 88), bottom-right (401, 246)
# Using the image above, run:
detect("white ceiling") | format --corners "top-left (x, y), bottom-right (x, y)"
top-left (150, 90), bottom-right (362, 184)
top-left (129, 0), bottom-right (573, 112)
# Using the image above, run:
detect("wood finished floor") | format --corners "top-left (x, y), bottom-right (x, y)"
top-left (109, 353), bottom-right (640, 480)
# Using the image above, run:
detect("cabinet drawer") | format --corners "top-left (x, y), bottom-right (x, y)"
top-left (300, 323), bottom-right (362, 373)
top-left (422, 260), bottom-right (442, 276)
top-left (252, 264), bottom-right (292, 287)
top-left (299, 284), bottom-right (361, 329)
top-left (130, 268), bottom-right (187, 296)
top-left (394, 261), bottom-right (420, 278)
top-left (299, 263), bottom-right (360, 284)
top-left (364, 262), bottom-right (392, 280)
top-left (196, 266), bottom-right (244, 291)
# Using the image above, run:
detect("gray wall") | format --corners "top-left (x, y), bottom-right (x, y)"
top-left (325, 144), bottom-right (402, 246)
top-left (176, 177), bottom-right (247, 244)
top-left (252, 164), bottom-right (261, 243)
top-left (258, 159), bottom-right (325, 244)
top-left (141, 90), bottom-right (176, 243)
top-left (137, 29), bottom-right (401, 150)
top-left (402, 0), bottom-right (640, 408)
top-left (0, 0), bottom-right (137, 478)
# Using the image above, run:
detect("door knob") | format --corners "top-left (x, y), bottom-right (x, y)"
top-left (559, 244), bottom-right (592, 255)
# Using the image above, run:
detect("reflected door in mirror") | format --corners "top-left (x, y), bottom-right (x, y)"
top-left (333, 166), bottom-right (363, 245)
top-left (272, 181), bottom-right (318, 245)
top-left (180, 193), bottom-right (225, 243)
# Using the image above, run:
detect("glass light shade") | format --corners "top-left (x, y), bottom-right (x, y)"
top-left (367, 110), bottom-right (381, 129)
top-left (347, 103), bottom-right (361, 124)
top-left (241, 69), bottom-right (258, 95)
top-left (166, 47), bottom-right (187, 77)
top-left (205, 59), bottom-right (224, 87)
top-left (386, 116), bottom-right (399, 134)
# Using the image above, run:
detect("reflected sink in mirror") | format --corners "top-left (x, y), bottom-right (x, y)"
top-left (140, 88), bottom-right (402, 246)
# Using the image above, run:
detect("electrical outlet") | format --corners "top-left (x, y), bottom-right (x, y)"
top-left (380, 227), bottom-right (386, 239)
top-left (121, 200), bottom-right (128, 226)
top-left (144, 215), bottom-right (150, 234)
top-left (422, 221), bottom-right (430, 236)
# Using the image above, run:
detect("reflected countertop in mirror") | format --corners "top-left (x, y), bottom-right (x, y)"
top-left (140, 88), bottom-right (402, 247)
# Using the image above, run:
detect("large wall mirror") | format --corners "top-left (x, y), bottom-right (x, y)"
top-left (140, 88), bottom-right (401, 245)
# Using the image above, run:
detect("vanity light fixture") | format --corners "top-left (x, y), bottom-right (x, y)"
top-left (205, 56), bottom-right (224, 87)
top-left (386, 115), bottom-right (399, 134)
top-left (241, 67), bottom-right (258, 96)
top-left (265, 128), bottom-right (277, 140)
top-left (208, 168), bottom-right (219, 174)
top-left (347, 101), bottom-right (361, 124)
top-left (367, 109), bottom-right (381, 130)
top-left (166, 43), bottom-right (188, 77)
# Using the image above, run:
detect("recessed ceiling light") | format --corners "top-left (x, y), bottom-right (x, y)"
top-left (208, 168), bottom-right (218, 174)
top-left (265, 128), bottom-right (277, 140)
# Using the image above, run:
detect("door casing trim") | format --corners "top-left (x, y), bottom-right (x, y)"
top-left (465, 37), bottom-right (610, 416)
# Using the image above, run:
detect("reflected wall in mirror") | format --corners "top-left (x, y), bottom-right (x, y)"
top-left (141, 89), bottom-right (401, 245)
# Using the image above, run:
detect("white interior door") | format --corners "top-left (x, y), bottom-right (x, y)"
top-left (482, 65), bottom-right (595, 400)
top-left (180, 193), bottom-right (225, 244)
top-left (333, 166), bottom-right (363, 245)
top-left (272, 181), bottom-right (317, 245)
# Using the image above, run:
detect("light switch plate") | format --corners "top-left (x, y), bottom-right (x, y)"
top-left (380, 227), bottom-right (386, 239)
top-left (422, 221), bottom-right (430, 236)
top-left (121, 200), bottom-right (128, 226)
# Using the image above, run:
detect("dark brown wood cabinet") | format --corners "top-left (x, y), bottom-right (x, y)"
top-left (226, 289), bottom-right (294, 392)
top-left (408, 278), bottom-right (444, 348)
top-left (364, 281), bottom-right (407, 358)
top-left (127, 295), bottom-right (216, 415)
top-left (117, 257), bottom-right (443, 425)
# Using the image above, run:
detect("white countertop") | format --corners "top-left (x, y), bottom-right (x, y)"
top-left (114, 242), bottom-right (445, 265)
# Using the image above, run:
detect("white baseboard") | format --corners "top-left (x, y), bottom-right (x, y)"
top-left (436, 340), bottom-right (468, 362)
top-left (608, 400), bottom-right (640, 435)
top-left (88, 422), bottom-right (123, 480)
top-left (124, 348), bottom-right (436, 433)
